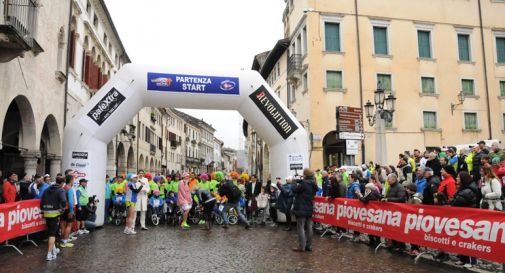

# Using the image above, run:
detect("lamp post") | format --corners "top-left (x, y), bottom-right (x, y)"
top-left (364, 84), bottom-right (397, 165)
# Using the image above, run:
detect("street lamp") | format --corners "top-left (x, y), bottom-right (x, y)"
top-left (364, 83), bottom-right (397, 165)
top-left (450, 91), bottom-right (465, 116)
top-left (365, 84), bottom-right (396, 127)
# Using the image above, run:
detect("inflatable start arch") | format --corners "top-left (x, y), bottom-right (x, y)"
top-left (63, 64), bottom-right (309, 225)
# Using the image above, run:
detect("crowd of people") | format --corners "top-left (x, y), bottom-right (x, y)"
top-left (315, 140), bottom-right (504, 268)
top-left (1, 140), bottom-right (502, 266)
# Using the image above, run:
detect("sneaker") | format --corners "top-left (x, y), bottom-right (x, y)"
top-left (123, 228), bottom-right (130, 234)
top-left (68, 236), bottom-right (77, 242)
top-left (222, 224), bottom-right (229, 229)
top-left (129, 229), bottom-right (137, 235)
top-left (245, 224), bottom-right (251, 230)
top-left (60, 242), bottom-right (74, 248)
top-left (81, 229), bottom-right (90, 234)
top-left (181, 223), bottom-right (190, 229)
top-left (463, 264), bottom-right (473, 268)
top-left (70, 232), bottom-right (78, 237)
top-left (52, 247), bottom-right (60, 256)
top-left (283, 227), bottom-right (292, 231)
top-left (454, 261), bottom-right (465, 265)
top-left (46, 253), bottom-right (56, 261)
top-left (77, 229), bottom-right (85, 235)
top-left (409, 250), bottom-right (420, 256)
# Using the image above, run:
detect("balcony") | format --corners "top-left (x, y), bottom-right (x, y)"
top-left (287, 54), bottom-right (302, 86)
top-left (150, 144), bottom-right (156, 155)
top-left (0, 0), bottom-right (42, 62)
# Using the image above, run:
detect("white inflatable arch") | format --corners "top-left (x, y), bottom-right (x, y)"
top-left (63, 64), bottom-right (309, 226)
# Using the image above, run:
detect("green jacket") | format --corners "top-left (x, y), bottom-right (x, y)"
top-left (315, 173), bottom-right (323, 188)
top-left (489, 149), bottom-right (503, 163)
top-left (149, 180), bottom-right (159, 193)
top-left (466, 152), bottom-right (474, 172)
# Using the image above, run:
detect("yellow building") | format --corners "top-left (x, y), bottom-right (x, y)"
top-left (250, 0), bottom-right (505, 169)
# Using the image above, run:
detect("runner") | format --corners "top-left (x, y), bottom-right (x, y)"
top-left (59, 175), bottom-right (76, 248)
top-left (40, 176), bottom-right (66, 261)
top-left (125, 174), bottom-right (142, 235)
top-left (76, 179), bottom-right (90, 235)
top-left (177, 173), bottom-right (192, 229)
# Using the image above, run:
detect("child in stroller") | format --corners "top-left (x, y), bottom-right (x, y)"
top-left (112, 187), bottom-right (127, 226)
top-left (165, 191), bottom-right (179, 226)
top-left (148, 190), bottom-right (164, 226)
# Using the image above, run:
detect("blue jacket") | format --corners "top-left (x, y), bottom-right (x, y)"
top-left (346, 182), bottom-right (361, 199)
top-left (105, 181), bottom-right (112, 200)
top-left (165, 196), bottom-right (177, 204)
top-left (149, 196), bottom-right (164, 207)
top-left (415, 178), bottom-right (427, 194)
top-left (37, 183), bottom-right (50, 200)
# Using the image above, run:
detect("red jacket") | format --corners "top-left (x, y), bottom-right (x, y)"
top-left (493, 160), bottom-right (505, 181)
top-left (438, 175), bottom-right (456, 200)
top-left (3, 180), bottom-right (17, 203)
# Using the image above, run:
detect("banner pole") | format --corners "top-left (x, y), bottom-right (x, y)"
top-left (19, 233), bottom-right (38, 248)
top-left (1, 240), bottom-right (23, 255)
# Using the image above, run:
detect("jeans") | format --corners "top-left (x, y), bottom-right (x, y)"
top-left (222, 202), bottom-right (248, 225)
top-left (104, 199), bottom-right (111, 222)
top-left (296, 216), bottom-right (313, 249)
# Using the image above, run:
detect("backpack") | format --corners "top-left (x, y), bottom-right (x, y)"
top-left (230, 184), bottom-right (242, 201)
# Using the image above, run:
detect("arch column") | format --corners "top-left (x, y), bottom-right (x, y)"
top-left (21, 151), bottom-right (40, 177)
top-left (48, 155), bottom-right (62, 178)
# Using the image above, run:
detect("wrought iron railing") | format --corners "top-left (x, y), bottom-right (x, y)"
top-left (287, 54), bottom-right (302, 75)
top-left (4, 0), bottom-right (38, 48)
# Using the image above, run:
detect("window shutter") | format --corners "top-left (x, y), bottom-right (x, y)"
top-left (325, 22), bottom-right (340, 51)
top-left (418, 31), bottom-right (431, 58)
top-left (373, 27), bottom-right (388, 55)
top-left (458, 34), bottom-right (470, 61)
top-left (500, 81), bottom-right (505, 97)
top-left (69, 30), bottom-right (76, 68)
top-left (497, 37), bottom-right (505, 63)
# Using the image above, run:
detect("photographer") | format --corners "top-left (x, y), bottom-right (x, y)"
top-left (291, 169), bottom-right (318, 252)
top-left (85, 195), bottom-right (99, 231)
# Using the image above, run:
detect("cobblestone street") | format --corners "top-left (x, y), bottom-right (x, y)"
top-left (0, 224), bottom-right (468, 273)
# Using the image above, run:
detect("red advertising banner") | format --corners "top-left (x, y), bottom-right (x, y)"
top-left (313, 197), bottom-right (505, 263)
top-left (0, 200), bottom-right (47, 242)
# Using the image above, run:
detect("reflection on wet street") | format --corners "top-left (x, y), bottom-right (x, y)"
top-left (0, 225), bottom-right (466, 273)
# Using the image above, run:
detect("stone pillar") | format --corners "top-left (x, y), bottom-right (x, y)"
top-left (49, 156), bottom-right (62, 178)
top-left (374, 116), bottom-right (387, 166)
top-left (21, 151), bottom-right (40, 177)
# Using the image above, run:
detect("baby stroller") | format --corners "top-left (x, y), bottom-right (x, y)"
top-left (111, 194), bottom-right (126, 226)
top-left (165, 199), bottom-right (179, 227)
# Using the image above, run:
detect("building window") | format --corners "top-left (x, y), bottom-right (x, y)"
top-left (418, 30), bottom-right (432, 58)
top-left (103, 34), bottom-right (108, 45)
top-left (497, 37), bottom-right (505, 63)
top-left (373, 26), bottom-right (388, 55)
top-left (385, 117), bottom-right (393, 128)
top-left (302, 26), bottom-right (307, 55)
top-left (461, 79), bottom-right (475, 95)
top-left (500, 81), bottom-right (505, 96)
top-left (296, 34), bottom-right (302, 55)
top-left (421, 77), bottom-right (435, 94)
top-left (326, 71), bottom-right (342, 89)
top-left (503, 113), bottom-right (505, 130)
top-left (457, 34), bottom-right (471, 61)
top-left (325, 22), bottom-right (340, 52)
top-left (93, 15), bottom-right (98, 28)
top-left (464, 113), bottom-right (478, 130)
top-left (377, 74), bottom-right (392, 91)
top-left (303, 72), bottom-right (308, 91)
top-left (423, 111), bottom-right (437, 129)
top-left (86, 1), bottom-right (91, 14)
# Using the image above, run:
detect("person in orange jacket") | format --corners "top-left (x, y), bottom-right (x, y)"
top-left (3, 171), bottom-right (18, 203)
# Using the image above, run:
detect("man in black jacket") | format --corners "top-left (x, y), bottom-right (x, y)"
top-left (381, 174), bottom-right (406, 251)
top-left (218, 180), bottom-right (250, 229)
top-left (245, 175), bottom-right (261, 220)
top-left (422, 167), bottom-right (440, 205)
top-left (292, 169), bottom-right (318, 252)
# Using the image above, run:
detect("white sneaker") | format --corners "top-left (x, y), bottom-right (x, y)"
top-left (70, 232), bottom-right (78, 237)
top-left (68, 236), bottom-right (77, 241)
top-left (52, 247), bottom-right (60, 255)
top-left (129, 229), bottom-right (137, 235)
top-left (123, 228), bottom-right (130, 234)
top-left (82, 229), bottom-right (90, 234)
top-left (464, 264), bottom-right (473, 268)
top-left (46, 253), bottom-right (56, 261)
top-left (77, 229), bottom-right (84, 235)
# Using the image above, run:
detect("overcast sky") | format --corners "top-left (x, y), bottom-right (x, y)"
top-left (105, 0), bottom-right (286, 149)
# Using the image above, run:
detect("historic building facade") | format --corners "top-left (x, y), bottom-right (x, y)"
top-left (250, 0), bottom-right (505, 168)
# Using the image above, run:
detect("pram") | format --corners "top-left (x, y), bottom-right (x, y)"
top-left (165, 198), bottom-right (180, 227)
top-left (111, 194), bottom-right (126, 226)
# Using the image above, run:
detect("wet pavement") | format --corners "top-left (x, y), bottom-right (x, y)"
top-left (0, 224), bottom-right (467, 273)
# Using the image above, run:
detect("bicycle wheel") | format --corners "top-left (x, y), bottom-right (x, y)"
top-left (215, 214), bottom-right (223, 225)
top-left (152, 214), bottom-right (159, 226)
top-left (229, 214), bottom-right (238, 225)
top-left (114, 217), bottom-right (122, 226)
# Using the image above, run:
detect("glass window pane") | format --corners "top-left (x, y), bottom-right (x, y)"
top-left (503, 114), bottom-right (505, 130)
top-left (303, 73), bottom-right (308, 90)
top-left (385, 119), bottom-right (393, 128)
top-left (500, 81), bottom-right (505, 97)
top-left (497, 37), bottom-right (505, 63)
top-left (327, 71), bottom-right (342, 89)
top-left (458, 34), bottom-right (470, 61)
top-left (377, 74), bottom-right (391, 91)
top-left (325, 23), bottom-right (340, 51)
top-left (462, 79), bottom-right (474, 95)
top-left (423, 112), bottom-right (436, 129)
top-left (418, 30), bottom-right (431, 58)
top-left (464, 113), bottom-right (477, 130)
top-left (421, 77), bottom-right (435, 93)
top-left (373, 27), bottom-right (388, 55)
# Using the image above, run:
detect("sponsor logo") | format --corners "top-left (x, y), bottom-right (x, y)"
top-left (147, 72), bottom-right (239, 95)
top-left (70, 162), bottom-right (89, 168)
top-left (71, 171), bottom-right (86, 179)
top-left (220, 80), bottom-right (236, 91)
top-left (87, 88), bottom-right (126, 126)
top-left (249, 86), bottom-right (298, 140)
top-left (150, 77), bottom-right (173, 87)
top-left (72, 152), bottom-right (88, 159)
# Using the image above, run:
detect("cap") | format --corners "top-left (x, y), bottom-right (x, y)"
top-left (424, 167), bottom-right (433, 173)
top-left (478, 140), bottom-right (486, 145)
top-left (79, 178), bottom-right (88, 183)
top-left (153, 189), bottom-right (160, 195)
top-left (44, 174), bottom-right (51, 177)
top-left (130, 174), bottom-right (138, 179)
